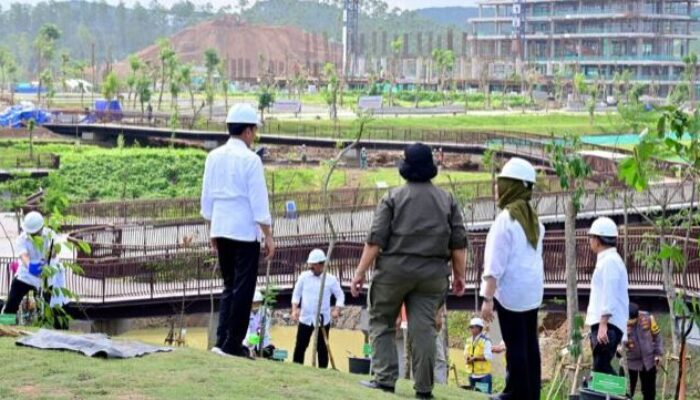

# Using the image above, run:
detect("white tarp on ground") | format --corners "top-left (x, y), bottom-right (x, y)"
top-left (16, 329), bottom-right (172, 358)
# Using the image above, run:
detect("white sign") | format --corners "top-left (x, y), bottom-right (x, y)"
top-left (307, 84), bottom-right (317, 94)
top-left (358, 96), bottom-right (383, 111)
top-left (272, 100), bottom-right (302, 114)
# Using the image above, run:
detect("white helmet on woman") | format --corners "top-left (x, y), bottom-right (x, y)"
top-left (498, 157), bottom-right (537, 184)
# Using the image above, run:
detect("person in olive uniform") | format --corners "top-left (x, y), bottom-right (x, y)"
top-left (351, 142), bottom-right (468, 400)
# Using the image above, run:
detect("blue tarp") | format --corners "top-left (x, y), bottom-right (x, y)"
top-left (0, 103), bottom-right (52, 128)
top-left (13, 83), bottom-right (46, 94)
top-left (93, 99), bottom-right (123, 121)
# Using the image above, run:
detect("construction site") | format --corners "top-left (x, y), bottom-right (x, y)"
top-left (111, 0), bottom-right (700, 101)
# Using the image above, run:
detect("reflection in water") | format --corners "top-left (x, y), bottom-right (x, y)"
top-left (119, 326), bottom-right (480, 383)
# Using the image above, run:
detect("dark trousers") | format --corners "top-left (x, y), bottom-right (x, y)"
top-left (3, 278), bottom-right (66, 329)
top-left (293, 321), bottom-right (330, 368)
top-left (496, 301), bottom-right (541, 400)
top-left (590, 324), bottom-right (623, 375)
top-left (629, 367), bottom-right (657, 400)
top-left (214, 238), bottom-right (260, 356)
top-left (470, 374), bottom-right (493, 394)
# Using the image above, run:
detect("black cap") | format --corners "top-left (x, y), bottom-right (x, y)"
top-left (399, 143), bottom-right (438, 183)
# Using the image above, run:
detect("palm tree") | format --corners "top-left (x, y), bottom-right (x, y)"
top-left (389, 38), bottom-right (403, 107)
top-left (102, 71), bottom-right (120, 120)
top-left (156, 38), bottom-right (176, 111)
top-left (127, 54), bottom-right (143, 107)
top-left (34, 23), bottom-right (62, 104)
top-left (203, 48), bottom-right (221, 119)
top-left (178, 64), bottom-right (196, 120)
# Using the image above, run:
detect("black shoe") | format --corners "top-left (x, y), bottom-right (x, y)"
top-left (415, 392), bottom-right (434, 399)
top-left (360, 380), bottom-right (395, 394)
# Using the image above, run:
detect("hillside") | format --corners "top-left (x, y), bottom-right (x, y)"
top-left (0, 336), bottom-right (479, 400)
top-left (0, 0), bottom-right (458, 79)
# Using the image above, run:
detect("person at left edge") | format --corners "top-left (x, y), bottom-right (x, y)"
top-left (1, 211), bottom-right (67, 329)
top-left (201, 103), bottom-right (276, 359)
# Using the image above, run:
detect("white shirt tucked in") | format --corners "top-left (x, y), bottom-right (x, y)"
top-left (585, 248), bottom-right (629, 333)
top-left (480, 209), bottom-right (545, 312)
top-left (200, 138), bottom-right (272, 242)
top-left (292, 271), bottom-right (345, 327)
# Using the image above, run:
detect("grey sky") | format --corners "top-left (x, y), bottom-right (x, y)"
top-left (8, 0), bottom-right (478, 10)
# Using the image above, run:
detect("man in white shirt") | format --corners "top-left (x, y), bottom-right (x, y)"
top-left (480, 158), bottom-right (545, 400)
top-left (291, 249), bottom-right (345, 368)
top-left (201, 104), bottom-right (276, 359)
top-left (585, 217), bottom-right (629, 375)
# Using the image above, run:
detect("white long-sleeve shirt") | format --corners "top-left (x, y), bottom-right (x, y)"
top-left (200, 138), bottom-right (272, 241)
top-left (292, 271), bottom-right (345, 327)
top-left (480, 209), bottom-right (545, 312)
top-left (585, 248), bottom-right (629, 333)
top-left (15, 228), bottom-right (58, 289)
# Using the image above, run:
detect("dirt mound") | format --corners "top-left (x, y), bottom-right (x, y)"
top-left (114, 15), bottom-right (341, 80)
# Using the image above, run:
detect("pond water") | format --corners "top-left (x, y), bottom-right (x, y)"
top-left (119, 326), bottom-right (487, 383)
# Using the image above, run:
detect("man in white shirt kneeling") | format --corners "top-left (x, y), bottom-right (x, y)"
top-left (291, 249), bottom-right (345, 368)
top-left (585, 217), bottom-right (629, 375)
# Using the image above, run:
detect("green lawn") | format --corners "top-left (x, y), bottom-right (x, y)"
top-left (268, 112), bottom-right (660, 137)
top-left (0, 140), bottom-right (491, 211)
top-left (268, 166), bottom-right (490, 193)
top-left (0, 336), bottom-right (479, 400)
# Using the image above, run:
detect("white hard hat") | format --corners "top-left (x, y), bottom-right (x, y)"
top-left (588, 217), bottom-right (618, 238)
top-left (498, 157), bottom-right (537, 184)
top-left (253, 290), bottom-right (264, 303)
top-left (225, 103), bottom-right (261, 126)
top-left (22, 211), bottom-right (44, 234)
top-left (469, 318), bottom-right (484, 328)
top-left (307, 249), bottom-right (327, 264)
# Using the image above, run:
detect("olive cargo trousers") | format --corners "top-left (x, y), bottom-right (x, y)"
top-left (368, 276), bottom-right (448, 394)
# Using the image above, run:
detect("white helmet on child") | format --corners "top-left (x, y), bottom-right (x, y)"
top-left (469, 318), bottom-right (485, 328)
top-left (498, 157), bottom-right (537, 184)
top-left (22, 212), bottom-right (44, 234)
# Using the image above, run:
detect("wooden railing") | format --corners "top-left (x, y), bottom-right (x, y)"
top-left (1, 233), bottom-right (698, 304)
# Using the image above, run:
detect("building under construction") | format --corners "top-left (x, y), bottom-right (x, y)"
top-left (468, 0), bottom-right (700, 97)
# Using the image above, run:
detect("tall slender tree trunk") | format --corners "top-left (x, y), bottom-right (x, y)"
top-left (158, 61), bottom-right (165, 111)
top-left (565, 195), bottom-right (579, 341)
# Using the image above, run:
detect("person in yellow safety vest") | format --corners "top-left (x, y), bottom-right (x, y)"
top-left (464, 317), bottom-right (494, 394)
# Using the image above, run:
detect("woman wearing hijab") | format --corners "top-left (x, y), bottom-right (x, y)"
top-left (480, 157), bottom-right (544, 400)
top-left (350, 143), bottom-right (468, 400)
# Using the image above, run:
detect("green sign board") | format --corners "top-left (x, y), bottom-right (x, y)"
top-left (272, 349), bottom-right (288, 361)
top-left (362, 343), bottom-right (373, 357)
top-left (589, 372), bottom-right (627, 397)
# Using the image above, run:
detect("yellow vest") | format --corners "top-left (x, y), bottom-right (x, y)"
top-left (464, 334), bottom-right (492, 375)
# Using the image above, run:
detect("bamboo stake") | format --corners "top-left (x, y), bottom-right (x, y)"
top-left (546, 357), bottom-right (565, 400)
top-left (320, 324), bottom-right (337, 370)
top-left (570, 354), bottom-right (583, 396)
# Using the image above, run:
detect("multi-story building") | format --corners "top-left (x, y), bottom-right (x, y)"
top-left (469, 0), bottom-right (700, 98)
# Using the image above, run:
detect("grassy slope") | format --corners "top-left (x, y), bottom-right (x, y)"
top-left (0, 337), bottom-right (479, 400)
top-left (273, 112), bottom-right (658, 136)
